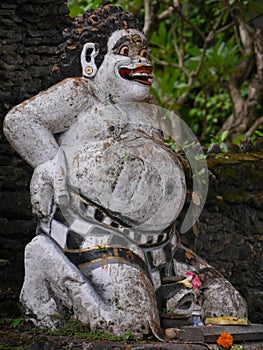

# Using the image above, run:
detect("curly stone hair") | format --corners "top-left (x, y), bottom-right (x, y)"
top-left (52, 4), bottom-right (142, 82)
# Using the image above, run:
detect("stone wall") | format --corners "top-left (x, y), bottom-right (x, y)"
top-left (181, 153), bottom-right (263, 323)
top-left (0, 0), bottom-right (262, 324)
top-left (0, 0), bottom-right (70, 316)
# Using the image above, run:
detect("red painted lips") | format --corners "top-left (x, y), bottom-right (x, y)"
top-left (119, 66), bottom-right (153, 85)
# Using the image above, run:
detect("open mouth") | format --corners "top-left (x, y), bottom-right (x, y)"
top-left (119, 66), bottom-right (153, 85)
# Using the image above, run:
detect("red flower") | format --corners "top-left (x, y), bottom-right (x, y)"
top-left (186, 272), bottom-right (201, 290)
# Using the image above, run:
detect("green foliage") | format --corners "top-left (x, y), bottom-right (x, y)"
top-left (123, 331), bottom-right (136, 341)
top-left (68, 0), bottom-right (144, 17)
top-left (68, 0), bottom-right (101, 17)
top-left (251, 130), bottom-right (263, 143)
top-left (66, 0), bottom-right (263, 144)
top-left (254, 130), bottom-right (263, 138)
top-left (197, 36), bottom-right (241, 87)
top-left (151, 67), bottom-right (185, 110)
top-left (11, 318), bottom-right (24, 329)
top-left (189, 91), bottom-right (232, 139)
top-left (0, 317), bottom-right (25, 330)
top-left (0, 346), bottom-right (25, 350)
top-left (161, 307), bottom-right (168, 314)
top-left (40, 317), bottom-right (137, 341)
top-left (210, 130), bottom-right (230, 152)
top-left (1, 316), bottom-right (139, 342)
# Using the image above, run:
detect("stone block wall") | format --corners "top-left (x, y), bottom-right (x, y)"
top-left (0, 0), bottom-right (70, 316)
top-left (181, 153), bottom-right (263, 323)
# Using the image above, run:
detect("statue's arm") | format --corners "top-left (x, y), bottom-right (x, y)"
top-left (3, 78), bottom-right (88, 168)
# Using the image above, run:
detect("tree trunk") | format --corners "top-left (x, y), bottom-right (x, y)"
top-left (221, 10), bottom-right (263, 140)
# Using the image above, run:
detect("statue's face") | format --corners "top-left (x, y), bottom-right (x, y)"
top-left (94, 29), bottom-right (152, 102)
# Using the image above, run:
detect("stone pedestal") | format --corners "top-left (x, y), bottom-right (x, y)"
top-left (179, 324), bottom-right (263, 349)
top-left (1, 325), bottom-right (263, 349)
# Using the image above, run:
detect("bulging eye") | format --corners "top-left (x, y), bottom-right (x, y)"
top-left (119, 45), bottom-right (129, 56)
top-left (140, 48), bottom-right (148, 58)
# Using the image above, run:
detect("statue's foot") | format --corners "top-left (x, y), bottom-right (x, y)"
top-left (171, 244), bottom-right (248, 321)
top-left (20, 292), bottom-right (68, 330)
top-left (202, 277), bottom-right (247, 319)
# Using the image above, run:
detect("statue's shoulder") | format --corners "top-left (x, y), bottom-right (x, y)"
top-left (20, 77), bottom-right (92, 112)
top-left (43, 77), bottom-right (89, 96)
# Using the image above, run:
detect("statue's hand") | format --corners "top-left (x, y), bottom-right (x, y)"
top-left (30, 160), bottom-right (56, 218)
top-left (30, 156), bottom-right (68, 218)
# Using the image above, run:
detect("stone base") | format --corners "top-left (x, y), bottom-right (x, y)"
top-left (25, 337), bottom-right (263, 350)
top-left (179, 324), bottom-right (263, 343)
top-left (62, 324), bottom-right (263, 349)
top-left (1, 323), bottom-right (263, 349)
top-left (1, 331), bottom-right (263, 350)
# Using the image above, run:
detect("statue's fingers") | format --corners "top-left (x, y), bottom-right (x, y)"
top-left (31, 182), bottom-right (54, 218)
top-left (53, 152), bottom-right (69, 207)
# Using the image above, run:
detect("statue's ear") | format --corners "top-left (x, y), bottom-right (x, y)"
top-left (81, 43), bottom-right (99, 78)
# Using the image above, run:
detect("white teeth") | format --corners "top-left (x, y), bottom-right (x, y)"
top-left (132, 73), bottom-right (149, 77)
top-left (132, 73), bottom-right (153, 79)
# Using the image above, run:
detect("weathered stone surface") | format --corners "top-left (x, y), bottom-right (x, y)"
top-left (0, 0), bottom-right (70, 318)
top-left (179, 324), bottom-right (263, 343)
top-left (0, 0), bottom-right (262, 334)
top-left (2, 5), bottom-right (248, 335)
top-left (0, 330), bottom-right (262, 350)
top-left (0, 0), bottom-right (70, 116)
top-left (180, 152), bottom-right (263, 324)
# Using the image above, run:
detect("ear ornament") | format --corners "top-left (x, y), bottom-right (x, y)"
top-left (81, 43), bottom-right (99, 78)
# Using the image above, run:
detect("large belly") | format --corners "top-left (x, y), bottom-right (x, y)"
top-left (63, 133), bottom-right (185, 232)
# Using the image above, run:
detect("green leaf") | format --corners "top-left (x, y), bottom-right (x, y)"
top-left (159, 22), bottom-right (167, 43)
top-left (68, 0), bottom-right (84, 17)
top-left (249, 1), bottom-right (263, 13)
top-left (219, 130), bottom-right (229, 143)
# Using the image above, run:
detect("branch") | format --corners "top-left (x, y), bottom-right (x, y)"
top-left (157, 6), bottom-right (174, 21)
top-left (151, 55), bottom-right (188, 75)
top-left (169, 12), bottom-right (184, 69)
top-left (169, 5), bottom-right (229, 105)
top-left (246, 116), bottom-right (263, 137)
top-left (241, 29), bottom-right (263, 124)
top-left (228, 80), bottom-right (244, 117)
top-left (228, 27), bottom-right (263, 136)
top-left (220, 113), bottom-right (235, 133)
top-left (151, 54), bottom-right (192, 107)
top-left (143, 0), bottom-right (154, 39)
top-left (192, 42), bottom-right (208, 79)
top-left (173, 7), bottom-right (205, 41)
top-left (157, 1), bottom-right (180, 21)
top-left (220, 9), bottom-right (257, 137)
top-left (215, 21), bottom-right (235, 35)
top-left (212, 6), bottom-right (228, 33)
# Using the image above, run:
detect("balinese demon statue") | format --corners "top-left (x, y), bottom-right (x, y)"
top-left (4, 5), bottom-right (247, 339)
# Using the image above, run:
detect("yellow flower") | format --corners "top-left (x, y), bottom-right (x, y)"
top-left (217, 332), bottom-right (234, 349)
top-left (176, 275), bottom-right (193, 288)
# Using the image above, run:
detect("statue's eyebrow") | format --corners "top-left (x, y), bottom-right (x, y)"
top-left (112, 36), bottom-right (131, 50)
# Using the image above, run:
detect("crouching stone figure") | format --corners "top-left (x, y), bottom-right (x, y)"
top-left (3, 5), bottom-right (247, 340)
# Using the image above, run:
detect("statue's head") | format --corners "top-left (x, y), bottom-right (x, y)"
top-left (53, 5), bottom-right (152, 102)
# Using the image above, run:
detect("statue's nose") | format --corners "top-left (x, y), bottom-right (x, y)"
top-left (132, 55), bottom-right (150, 65)
top-left (138, 57), bottom-right (146, 63)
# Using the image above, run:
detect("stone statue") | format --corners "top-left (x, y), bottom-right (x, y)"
top-left (3, 5), bottom-right (247, 340)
